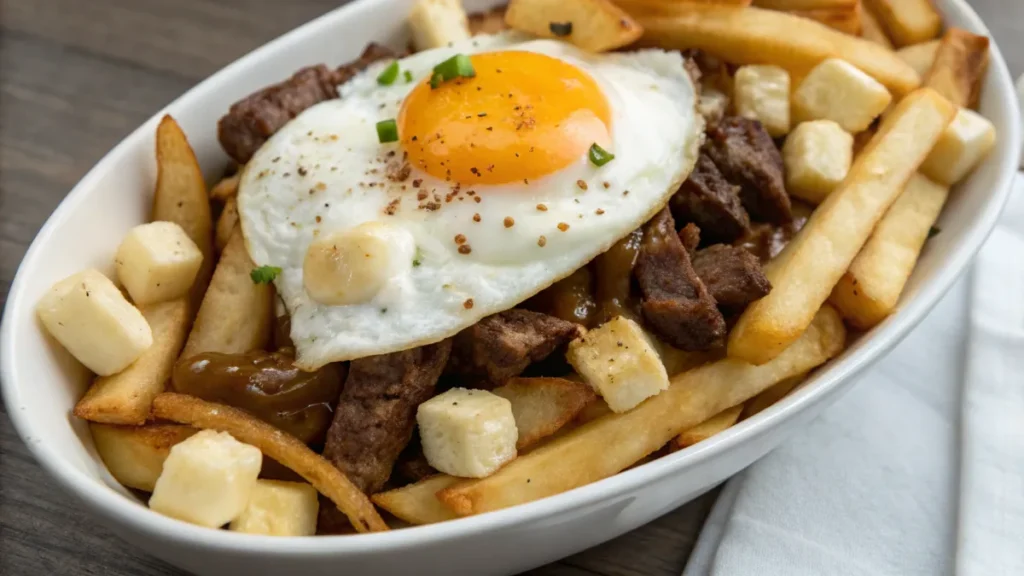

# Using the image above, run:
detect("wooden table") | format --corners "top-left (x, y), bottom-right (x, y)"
top-left (0, 1), bottom-right (1020, 574)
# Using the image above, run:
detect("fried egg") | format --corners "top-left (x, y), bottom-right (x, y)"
top-left (238, 33), bottom-right (702, 370)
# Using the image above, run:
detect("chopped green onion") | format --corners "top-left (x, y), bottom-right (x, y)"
top-left (588, 143), bottom-right (615, 167)
top-left (250, 265), bottom-right (281, 284)
top-left (404, 70), bottom-right (414, 83)
top-left (430, 54), bottom-right (475, 89)
top-left (376, 119), bottom-right (399, 143)
top-left (376, 61), bottom-right (400, 85)
top-left (549, 22), bottom-right (573, 37)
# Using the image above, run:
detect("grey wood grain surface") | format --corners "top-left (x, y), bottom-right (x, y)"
top-left (1, 1), bottom-right (1020, 575)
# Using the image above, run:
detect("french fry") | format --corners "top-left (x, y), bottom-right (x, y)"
top-left (829, 173), bottom-right (949, 329)
top-left (861, 0), bottom-right (941, 47)
top-left (152, 116), bottom-right (213, 310)
top-left (752, 0), bottom-right (855, 10)
top-left (896, 39), bottom-right (940, 79)
top-left (90, 423), bottom-right (197, 492)
top-left (727, 88), bottom-right (955, 364)
top-left (409, 0), bottom-right (472, 50)
top-left (151, 393), bottom-right (388, 533)
top-left (492, 377), bottom-right (597, 450)
top-left (436, 306), bottom-right (846, 516)
top-left (670, 405), bottom-right (743, 450)
top-left (784, 5), bottom-right (862, 36)
top-left (215, 197), bottom-right (239, 253)
top-left (741, 373), bottom-right (806, 418)
top-left (922, 28), bottom-right (990, 109)
top-left (209, 173), bottom-right (240, 202)
top-left (633, 5), bottom-right (920, 96)
top-left (74, 299), bottom-right (190, 425)
top-left (180, 228), bottom-right (273, 358)
top-left (371, 475), bottom-right (464, 525)
top-left (468, 6), bottom-right (509, 35)
top-left (504, 0), bottom-right (643, 52)
top-left (859, 2), bottom-right (893, 49)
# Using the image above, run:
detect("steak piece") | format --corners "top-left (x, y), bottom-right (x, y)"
top-left (704, 116), bottom-right (792, 224)
top-left (692, 244), bottom-right (771, 309)
top-left (322, 339), bottom-right (451, 495)
top-left (446, 309), bottom-right (581, 388)
top-left (670, 154), bottom-right (751, 245)
top-left (217, 43), bottom-right (395, 164)
top-left (635, 208), bottom-right (726, 350)
top-left (393, 433), bottom-right (436, 485)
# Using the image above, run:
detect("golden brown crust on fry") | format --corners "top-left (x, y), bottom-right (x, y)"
top-left (741, 373), bottom-right (806, 418)
top-left (181, 227), bottom-right (273, 358)
top-left (859, 3), bottom-right (893, 49)
top-left (209, 173), bottom-right (240, 202)
top-left (492, 377), bottom-right (597, 450)
top-left (671, 404), bottom-right (743, 450)
top-left (923, 28), bottom-right (990, 109)
top-left (371, 475), bottom-right (464, 525)
top-left (215, 197), bottom-right (240, 253)
top-left (861, 0), bottom-right (941, 47)
top-left (151, 393), bottom-right (388, 533)
top-left (504, 0), bottom-right (643, 52)
top-left (90, 423), bottom-right (197, 492)
top-left (74, 299), bottom-right (191, 425)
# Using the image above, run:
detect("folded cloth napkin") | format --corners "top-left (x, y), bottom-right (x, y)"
top-left (683, 174), bottom-right (1024, 576)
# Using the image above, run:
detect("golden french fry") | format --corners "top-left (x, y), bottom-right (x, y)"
top-left (752, 0), bottom-right (854, 10)
top-left (180, 228), bottom-right (273, 358)
top-left (215, 197), bottom-right (239, 253)
top-left (923, 27), bottom-right (990, 109)
top-left (861, 0), bottom-right (941, 47)
top-left (897, 39), bottom-right (940, 79)
top-left (741, 373), bottom-right (806, 418)
top-left (468, 6), bottom-right (509, 35)
top-left (74, 299), bottom-right (190, 425)
top-left (436, 306), bottom-right (846, 516)
top-left (670, 405), bottom-right (743, 450)
top-left (728, 89), bottom-right (955, 365)
top-left (633, 5), bottom-right (919, 96)
top-left (829, 173), bottom-right (949, 329)
top-left (209, 173), bottom-right (240, 202)
top-left (153, 116), bottom-right (213, 309)
top-left (859, 2), bottom-right (893, 49)
top-left (504, 0), bottom-right (643, 52)
top-left (783, 4), bottom-right (862, 36)
top-left (151, 393), bottom-right (388, 533)
top-left (371, 475), bottom-right (464, 525)
top-left (492, 377), bottom-right (597, 450)
top-left (90, 423), bottom-right (197, 492)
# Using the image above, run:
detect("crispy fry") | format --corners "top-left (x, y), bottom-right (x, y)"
top-left (492, 377), bottom-right (597, 450)
top-left (436, 307), bottom-right (845, 516)
top-left (152, 116), bottom-right (213, 309)
top-left (215, 197), bottom-right (239, 253)
top-left (741, 373), bottom-right (806, 418)
top-left (633, 5), bottom-right (919, 96)
top-left (752, 0), bottom-right (854, 10)
top-left (727, 89), bottom-right (955, 364)
top-left (783, 4), bottom-right (861, 36)
top-left (896, 39), bottom-right (940, 79)
top-left (504, 0), bottom-right (643, 52)
top-left (90, 423), bottom-right (197, 492)
top-left (829, 173), bottom-right (949, 329)
top-left (922, 28), bottom-right (990, 109)
top-left (371, 475), bottom-right (464, 525)
top-left (209, 173), bottom-right (240, 202)
top-left (151, 393), bottom-right (388, 533)
top-left (861, 0), bottom-right (940, 47)
top-left (670, 405), bottom-right (743, 450)
top-left (468, 6), bottom-right (509, 35)
top-left (859, 2), bottom-right (893, 49)
top-left (74, 299), bottom-right (190, 425)
top-left (180, 228), bottom-right (273, 358)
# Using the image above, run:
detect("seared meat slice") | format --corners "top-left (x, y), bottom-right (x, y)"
top-left (704, 116), bottom-right (792, 224)
top-left (678, 222), bottom-right (701, 255)
top-left (670, 154), bottom-right (751, 245)
top-left (692, 244), bottom-right (771, 309)
top-left (392, 431), bottom-right (436, 485)
top-left (635, 208), bottom-right (726, 350)
top-left (446, 309), bottom-right (581, 388)
top-left (217, 43), bottom-right (395, 163)
top-left (322, 339), bottom-right (451, 495)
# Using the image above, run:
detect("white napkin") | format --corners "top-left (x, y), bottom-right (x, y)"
top-left (683, 176), bottom-right (1024, 576)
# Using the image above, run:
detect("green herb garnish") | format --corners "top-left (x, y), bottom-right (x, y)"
top-left (377, 61), bottom-right (400, 85)
top-left (404, 70), bottom-right (414, 83)
top-left (430, 54), bottom-right (475, 89)
top-left (588, 143), bottom-right (615, 167)
top-left (412, 247), bottom-right (424, 267)
top-left (250, 265), bottom-right (281, 284)
top-left (376, 119), bottom-right (399, 143)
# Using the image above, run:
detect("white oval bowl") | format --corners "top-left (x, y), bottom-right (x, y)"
top-left (1, 1), bottom-right (1020, 574)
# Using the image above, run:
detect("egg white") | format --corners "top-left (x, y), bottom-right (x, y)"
top-left (238, 33), bottom-right (702, 369)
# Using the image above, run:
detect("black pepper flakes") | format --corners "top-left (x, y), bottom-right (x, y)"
top-left (298, 166), bottom-right (308, 176)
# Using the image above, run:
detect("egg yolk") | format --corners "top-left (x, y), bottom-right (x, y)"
top-left (398, 51), bottom-right (612, 186)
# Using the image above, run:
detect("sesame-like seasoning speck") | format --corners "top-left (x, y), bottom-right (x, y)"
top-left (536, 204), bottom-right (548, 211)
top-left (623, 190), bottom-right (630, 196)
top-left (596, 208), bottom-right (605, 215)
top-left (557, 222), bottom-right (569, 231)
top-left (463, 298), bottom-right (474, 309)
top-left (412, 179), bottom-right (422, 188)
top-left (504, 217), bottom-right (515, 228)
top-left (454, 234), bottom-right (467, 245)
top-left (537, 236), bottom-right (547, 247)
top-left (603, 181), bottom-right (610, 189)
top-left (458, 245), bottom-right (472, 254)
top-left (298, 167), bottom-right (308, 176)
top-left (315, 216), bottom-right (322, 223)
top-left (472, 213), bottom-right (481, 222)
top-left (576, 180), bottom-right (588, 190)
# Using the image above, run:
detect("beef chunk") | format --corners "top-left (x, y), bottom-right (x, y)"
top-left (678, 223), bottom-right (701, 255)
top-left (635, 208), bottom-right (726, 350)
top-left (447, 309), bottom-right (581, 388)
top-left (704, 116), bottom-right (792, 224)
top-left (217, 44), bottom-right (395, 163)
top-left (322, 339), bottom-right (451, 495)
top-left (393, 432), bottom-right (436, 484)
top-left (671, 154), bottom-right (751, 244)
top-left (692, 244), bottom-right (771, 308)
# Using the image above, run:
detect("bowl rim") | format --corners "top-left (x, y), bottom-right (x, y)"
top-left (2, 0), bottom-right (1020, 556)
